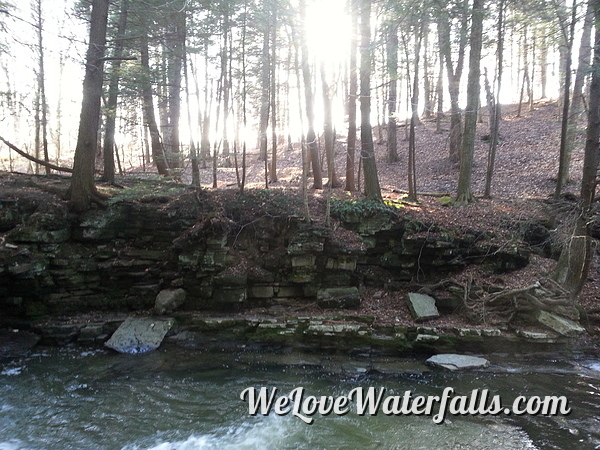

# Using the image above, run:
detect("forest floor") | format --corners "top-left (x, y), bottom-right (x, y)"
top-left (2, 100), bottom-right (599, 336)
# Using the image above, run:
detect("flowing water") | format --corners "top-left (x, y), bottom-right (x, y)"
top-left (0, 345), bottom-right (599, 449)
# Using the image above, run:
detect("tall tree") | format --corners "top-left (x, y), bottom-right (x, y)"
top-left (140, 33), bottom-right (169, 176)
top-left (102, 0), bottom-right (129, 184)
top-left (435, 0), bottom-right (469, 162)
top-left (299, 0), bottom-right (323, 189)
top-left (484, 0), bottom-right (505, 198)
top-left (552, 0), bottom-right (600, 296)
top-left (554, 0), bottom-right (578, 199)
top-left (345, 0), bottom-right (358, 192)
top-left (69, 0), bottom-right (110, 212)
top-left (33, 0), bottom-right (49, 175)
top-left (456, 0), bottom-right (484, 204)
top-left (360, 0), bottom-right (382, 202)
top-left (386, 21), bottom-right (399, 163)
top-left (408, 22), bottom-right (424, 202)
top-left (321, 62), bottom-right (341, 187)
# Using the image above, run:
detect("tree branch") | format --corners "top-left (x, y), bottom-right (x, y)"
top-left (0, 136), bottom-right (73, 173)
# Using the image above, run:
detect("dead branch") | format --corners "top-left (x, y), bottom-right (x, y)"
top-left (0, 136), bottom-right (73, 173)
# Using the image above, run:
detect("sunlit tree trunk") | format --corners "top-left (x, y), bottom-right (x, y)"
top-left (345, 0), bottom-right (358, 192)
top-left (258, 18), bottom-right (270, 166)
top-left (408, 24), bottom-right (423, 202)
top-left (102, 0), bottom-right (128, 184)
top-left (299, 0), bottom-right (322, 189)
top-left (321, 62), bottom-right (341, 187)
top-left (140, 34), bottom-right (168, 176)
top-left (269, 4), bottom-right (278, 184)
top-left (386, 22), bottom-right (399, 163)
top-left (360, 0), bottom-right (382, 202)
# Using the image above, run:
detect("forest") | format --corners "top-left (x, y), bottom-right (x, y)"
top-left (1, 0), bottom-right (600, 304)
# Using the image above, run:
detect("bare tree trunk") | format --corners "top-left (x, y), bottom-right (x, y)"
top-left (408, 24), bottom-right (423, 202)
top-left (555, 0), bottom-right (578, 199)
top-left (386, 23), bottom-right (399, 163)
top-left (140, 34), bottom-right (169, 176)
top-left (566, 0), bottom-right (593, 171)
top-left (435, 0), bottom-right (469, 163)
top-left (539, 24), bottom-right (548, 99)
top-left (321, 62), bottom-right (341, 187)
top-left (299, 0), bottom-right (322, 189)
top-left (165, 8), bottom-right (185, 173)
top-left (258, 20), bottom-right (270, 166)
top-left (456, 0), bottom-right (484, 204)
top-left (102, 0), bottom-right (128, 184)
top-left (69, 0), bottom-right (110, 212)
top-left (484, 0), bottom-right (505, 198)
top-left (185, 48), bottom-right (200, 186)
top-left (345, 0), bottom-right (358, 192)
top-left (34, 0), bottom-right (49, 176)
top-left (360, 0), bottom-right (382, 202)
top-left (553, 0), bottom-right (600, 296)
top-left (435, 46), bottom-right (444, 133)
top-left (422, 25), bottom-right (432, 120)
top-left (270, 4), bottom-right (278, 184)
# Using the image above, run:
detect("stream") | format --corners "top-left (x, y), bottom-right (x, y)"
top-left (1, 345), bottom-right (599, 449)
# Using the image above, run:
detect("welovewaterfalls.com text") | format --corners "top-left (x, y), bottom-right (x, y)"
top-left (239, 387), bottom-right (571, 425)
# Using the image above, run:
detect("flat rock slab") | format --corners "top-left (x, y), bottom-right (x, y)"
top-left (406, 293), bottom-right (440, 321)
top-left (536, 311), bottom-right (585, 337)
top-left (426, 354), bottom-right (490, 371)
top-left (105, 317), bottom-right (174, 354)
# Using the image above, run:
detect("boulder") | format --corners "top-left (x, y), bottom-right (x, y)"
top-left (105, 317), bottom-right (174, 354)
top-left (154, 288), bottom-right (187, 315)
top-left (536, 310), bottom-right (585, 337)
top-left (406, 293), bottom-right (440, 321)
top-left (426, 354), bottom-right (489, 371)
top-left (0, 329), bottom-right (40, 358)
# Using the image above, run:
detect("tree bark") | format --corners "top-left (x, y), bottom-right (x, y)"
top-left (321, 62), bottom-right (341, 187)
top-left (140, 34), bottom-right (169, 176)
top-left (484, 0), bottom-right (505, 198)
top-left (456, 0), bottom-right (484, 204)
top-left (360, 0), bottom-right (382, 202)
top-left (345, 0), bottom-right (358, 192)
top-left (69, 0), bottom-right (110, 212)
top-left (102, 0), bottom-right (128, 184)
top-left (435, 0), bottom-right (468, 163)
top-left (552, 0), bottom-right (600, 297)
top-left (554, 0), bottom-right (578, 199)
top-left (299, 0), bottom-right (322, 189)
top-left (386, 23), bottom-right (399, 163)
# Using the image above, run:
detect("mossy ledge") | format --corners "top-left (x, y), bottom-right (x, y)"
top-left (0, 177), bottom-right (590, 354)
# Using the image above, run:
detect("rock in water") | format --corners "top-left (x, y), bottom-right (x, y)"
top-left (426, 354), bottom-right (489, 371)
top-left (406, 293), bottom-right (440, 321)
top-left (0, 329), bottom-right (40, 358)
top-left (154, 288), bottom-right (187, 315)
top-left (105, 317), bottom-right (174, 354)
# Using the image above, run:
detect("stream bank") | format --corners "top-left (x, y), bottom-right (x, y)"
top-left (0, 174), bottom-right (595, 356)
